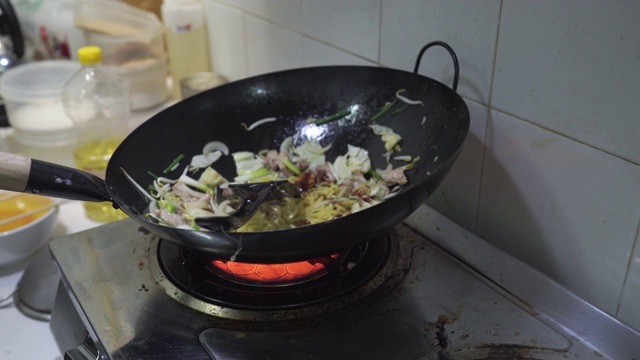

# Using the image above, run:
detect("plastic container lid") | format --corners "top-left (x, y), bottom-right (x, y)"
top-left (0, 60), bottom-right (80, 102)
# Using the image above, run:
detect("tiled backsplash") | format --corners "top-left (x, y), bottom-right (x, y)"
top-left (203, 0), bottom-right (640, 331)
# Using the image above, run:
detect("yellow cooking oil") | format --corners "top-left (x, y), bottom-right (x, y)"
top-left (73, 137), bottom-right (128, 223)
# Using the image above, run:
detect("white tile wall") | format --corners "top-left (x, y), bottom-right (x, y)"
top-left (204, 2), bottom-right (246, 80)
top-left (302, 0), bottom-right (380, 60)
top-left (492, 1), bottom-right (640, 164)
top-left (242, 0), bottom-right (303, 32)
top-left (203, 0), bottom-right (640, 331)
top-left (618, 234), bottom-right (640, 329)
top-left (478, 110), bottom-right (640, 314)
top-left (302, 38), bottom-right (376, 67)
top-left (426, 99), bottom-right (488, 229)
top-left (244, 15), bottom-right (302, 76)
top-left (380, 0), bottom-right (501, 104)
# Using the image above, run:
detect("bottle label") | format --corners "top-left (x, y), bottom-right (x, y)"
top-left (172, 23), bottom-right (195, 33)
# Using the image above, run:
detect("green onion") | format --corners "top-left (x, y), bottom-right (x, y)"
top-left (147, 171), bottom-right (159, 179)
top-left (371, 99), bottom-right (398, 122)
top-left (391, 103), bottom-right (410, 116)
top-left (166, 202), bottom-right (177, 213)
top-left (234, 167), bottom-right (272, 182)
top-left (369, 169), bottom-right (382, 180)
top-left (282, 158), bottom-right (302, 175)
top-left (163, 154), bottom-right (185, 174)
top-left (178, 173), bottom-right (209, 192)
top-left (314, 110), bottom-right (351, 125)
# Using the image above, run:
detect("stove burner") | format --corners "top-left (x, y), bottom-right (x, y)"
top-left (207, 254), bottom-right (339, 286)
top-left (158, 233), bottom-right (391, 310)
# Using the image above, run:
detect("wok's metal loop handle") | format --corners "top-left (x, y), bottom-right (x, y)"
top-left (413, 41), bottom-right (460, 93)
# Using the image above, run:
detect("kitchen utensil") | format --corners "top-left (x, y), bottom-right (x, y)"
top-left (0, 41), bottom-right (469, 263)
top-left (0, 0), bottom-right (24, 65)
top-left (0, 0), bottom-right (24, 127)
top-left (195, 180), bottom-right (299, 231)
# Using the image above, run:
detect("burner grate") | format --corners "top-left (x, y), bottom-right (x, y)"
top-left (157, 233), bottom-right (391, 310)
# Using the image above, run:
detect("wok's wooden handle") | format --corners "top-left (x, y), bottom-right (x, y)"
top-left (0, 152), bottom-right (31, 192)
top-left (0, 151), bottom-right (111, 202)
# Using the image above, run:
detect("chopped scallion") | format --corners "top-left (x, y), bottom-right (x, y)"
top-left (282, 158), bottom-right (302, 175)
top-left (314, 110), bottom-right (351, 125)
top-left (166, 202), bottom-right (177, 213)
top-left (163, 154), bottom-right (185, 174)
top-left (371, 99), bottom-right (398, 122)
top-left (391, 104), bottom-right (410, 116)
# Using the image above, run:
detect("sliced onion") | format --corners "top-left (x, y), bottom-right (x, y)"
top-left (190, 151), bottom-right (222, 168)
top-left (280, 136), bottom-right (293, 156)
top-left (178, 174), bottom-right (209, 193)
top-left (203, 141), bottom-right (229, 155)
top-left (120, 167), bottom-right (155, 202)
top-left (189, 141), bottom-right (228, 169)
top-left (396, 89), bottom-right (424, 106)
top-left (244, 117), bottom-right (277, 131)
top-left (156, 176), bottom-right (178, 184)
top-left (394, 155), bottom-right (413, 162)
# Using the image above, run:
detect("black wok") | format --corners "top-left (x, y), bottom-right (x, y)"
top-left (0, 41), bottom-right (469, 263)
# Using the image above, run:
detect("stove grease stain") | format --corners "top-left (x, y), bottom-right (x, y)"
top-left (430, 314), bottom-right (455, 349)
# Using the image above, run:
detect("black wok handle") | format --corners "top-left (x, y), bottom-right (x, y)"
top-left (413, 41), bottom-right (460, 93)
top-left (0, 152), bottom-right (111, 202)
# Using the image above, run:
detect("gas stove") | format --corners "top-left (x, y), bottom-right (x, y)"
top-left (48, 213), bottom-right (640, 359)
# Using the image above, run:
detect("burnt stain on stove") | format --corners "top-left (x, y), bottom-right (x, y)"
top-left (426, 308), bottom-right (571, 359)
top-left (433, 314), bottom-right (454, 348)
top-left (427, 313), bottom-right (460, 350)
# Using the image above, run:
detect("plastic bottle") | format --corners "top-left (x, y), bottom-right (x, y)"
top-left (62, 46), bottom-right (130, 223)
top-left (161, 0), bottom-right (212, 99)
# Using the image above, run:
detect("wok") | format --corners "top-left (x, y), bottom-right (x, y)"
top-left (0, 41), bottom-right (469, 263)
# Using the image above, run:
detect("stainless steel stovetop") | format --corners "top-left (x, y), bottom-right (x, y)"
top-left (48, 217), bottom-right (640, 359)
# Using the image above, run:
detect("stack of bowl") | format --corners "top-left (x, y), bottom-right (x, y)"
top-left (0, 191), bottom-right (58, 274)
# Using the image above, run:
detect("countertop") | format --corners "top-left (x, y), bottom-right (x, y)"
top-left (0, 201), bottom-right (102, 360)
top-left (0, 103), bottom-right (170, 360)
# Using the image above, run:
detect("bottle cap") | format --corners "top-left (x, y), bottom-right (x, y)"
top-left (77, 46), bottom-right (102, 65)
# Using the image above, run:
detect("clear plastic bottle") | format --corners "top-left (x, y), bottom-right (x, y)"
top-left (161, 0), bottom-right (212, 99)
top-left (62, 45), bottom-right (130, 223)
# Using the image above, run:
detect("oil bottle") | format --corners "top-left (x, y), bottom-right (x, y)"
top-left (62, 46), bottom-right (130, 222)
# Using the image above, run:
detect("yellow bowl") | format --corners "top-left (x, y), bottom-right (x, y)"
top-left (0, 192), bottom-right (59, 273)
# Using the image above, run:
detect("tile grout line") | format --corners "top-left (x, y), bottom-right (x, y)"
top-left (377, 0), bottom-right (383, 64)
top-left (487, 103), bottom-right (640, 168)
top-left (615, 218), bottom-right (640, 317)
top-left (473, 0), bottom-right (504, 231)
top-left (241, 10), bottom-right (250, 77)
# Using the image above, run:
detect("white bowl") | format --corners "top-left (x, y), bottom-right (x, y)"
top-left (0, 193), bottom-right (59, 273)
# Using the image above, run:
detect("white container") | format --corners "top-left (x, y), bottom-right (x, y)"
top-left (161, 0), bottom-right (211, 99)
top-left (75, 0), bottom-right (169, 110)
top-left (32, 0), bottom-right (86, 59)
top-left (0, 60), bottom-right (80, 146)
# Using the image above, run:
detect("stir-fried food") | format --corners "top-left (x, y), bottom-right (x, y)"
top-left (124, 90), bottom-right (427, 232)
top-left (128, 136), bottom-right (415, 232)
